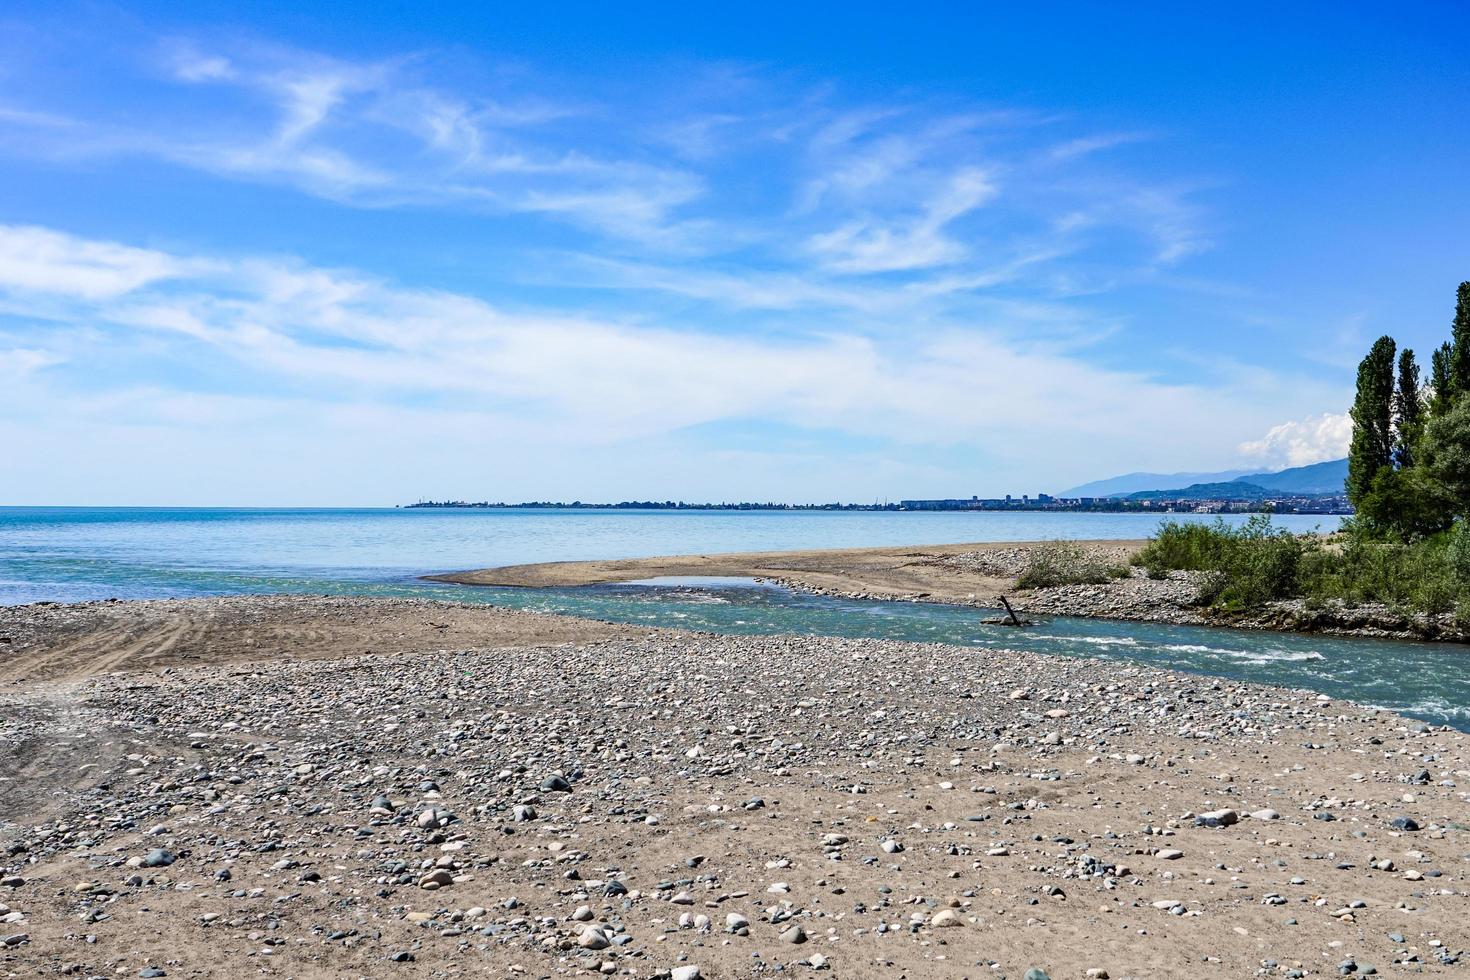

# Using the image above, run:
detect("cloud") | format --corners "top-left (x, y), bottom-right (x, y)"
top-left (1238, 412), bottom-right (1352, 468)
top-left (0, 35), bottom-right (1217, 275)
top-left (0, 346), bottom-right (62, 380)
top-left (0, 223), bottom-right (1342, 502)
top-left (0, 104), bottom-right (75, 128)
top-left (0, 31), bottom-right (1264, 502)
top-left (0, 225), bottom-right (186, 299)
top-left (0, 41), bottom-right (702, 244)
top-left (808, 167), bottom-right (998, 273)
top-left (1046, 131), bottom-right (1150, 162)
top-left (168, 51), bottom-right (236, 83)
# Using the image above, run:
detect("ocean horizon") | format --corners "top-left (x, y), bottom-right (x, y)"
top-left (0, 505), bottom-right (1342, 606)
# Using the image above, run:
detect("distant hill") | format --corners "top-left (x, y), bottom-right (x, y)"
top-left (1232, 458), bottom-right (1347, 495)
top-left (1125, 482), bottom-right (1274, 501)
top-left (1066, 457), bottom-right (1349, 501)
top-left (1060, 468), bottom-right (1254, 498)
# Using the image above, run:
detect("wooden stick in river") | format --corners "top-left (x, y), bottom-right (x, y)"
top-left (999, 595), bottom-right (1021, 626)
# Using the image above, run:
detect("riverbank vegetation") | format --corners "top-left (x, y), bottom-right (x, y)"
top-left (1135, 281), bottom-right (1470, 621)
top-left (1016, 541), bottom-right (1130, 588)
top-left (1135, 515), bottom-right (1470, 620)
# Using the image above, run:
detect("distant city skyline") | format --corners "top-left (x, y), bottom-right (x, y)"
top-left (1, 2), bottom-right (1467, 504)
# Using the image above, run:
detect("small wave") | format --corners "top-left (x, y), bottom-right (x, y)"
top-left (1030, 633), bottom-right (1138, 647)
top-left (1220, 648), bottom-right (1325, 664)
top-left (1370, 697), bottom-right (1470, 720)
top-left (1060, 635), bottom-right (1141, 648)
top-left (675, 594), bottom-right (731, 605)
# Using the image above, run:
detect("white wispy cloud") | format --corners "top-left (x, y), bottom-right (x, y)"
top-left (1046, 131), bottom-right (1150, 162)
top-left (0, 35), bottom-right (1219, 280)
top-left (0, 30), bottom-right (1293, 502)
top-left (0, 225), bottom-right (188, 299)
top-left (808, 166), bottom-right (999, 273)
top-left (0, 224), bottom-right (1340, 494)
top-left (0, 346), bottom-right (62, 380)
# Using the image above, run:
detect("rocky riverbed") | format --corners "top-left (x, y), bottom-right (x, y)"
top-left (0, 596), bottom-right (1466, 978)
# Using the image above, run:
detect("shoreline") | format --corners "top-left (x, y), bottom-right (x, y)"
top-left (431, 539), bottom-right (1470, 645)
top-left (426, 538), bottom-right (1145, 603)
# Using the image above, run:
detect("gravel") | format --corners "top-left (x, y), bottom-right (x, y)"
top-left (0, 597), bottom-right (1465, 977)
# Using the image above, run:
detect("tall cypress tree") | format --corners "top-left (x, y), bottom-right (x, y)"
top-left (1348, 335), bottom-right (1397, 506)
top-left (1450, 282), bottom-right (1470, 398)
top-left (1394, 347), bottom-right (1422, 468)
top-left (1431, 341), bottom-right (1454, 415)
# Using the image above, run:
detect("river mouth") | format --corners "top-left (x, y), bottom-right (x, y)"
top-left (501, 577), bottom-right (1468, 732)
top-left (4, 550), bottom-right (1467, 730)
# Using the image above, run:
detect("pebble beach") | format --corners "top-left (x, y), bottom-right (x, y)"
top-left (0, 595), bottom-right (1466, 979)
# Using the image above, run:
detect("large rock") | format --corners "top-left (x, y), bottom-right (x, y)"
top-left (1194, 809), bottom-right (1239, 828)
top-left (578, 926), bottom-right (611, 950)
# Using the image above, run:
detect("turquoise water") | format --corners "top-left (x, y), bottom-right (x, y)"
top-left (0, 506), bottom-right (1339, 603)
top-left (5, 506), bottom-right (1466, 731)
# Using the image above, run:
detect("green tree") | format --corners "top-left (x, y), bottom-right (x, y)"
top-left (1347, 335), bottom-right (1397, 507)
top-left (1394, 347), bottom-right (1423, 468)
top-left (1422, 395), bottom-right (1470, 517)
top-left (1431, 341), bottom-right (1454, 415)
top-left (1451, 281), bottom-right (1470, 398)
top-left (1357, 465), bottom-right (1454, 539)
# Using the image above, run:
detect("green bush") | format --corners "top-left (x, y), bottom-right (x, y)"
top-left (1135, 515), bottom-right (1310, 610)
top-left (1137, 514), bottom-right (1470, 617)
top-left (1017, 541), bottom-right (1121, 589)
top-left (1298, 533), bottom-right (1452, 612)
top-left (1133, 519), bottom-right (1238, 571)
top-left (1446, 519), bottom-right (1470, 582)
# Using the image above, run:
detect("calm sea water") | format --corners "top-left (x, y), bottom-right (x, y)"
top-left (6, 507), bottom-right (1465, 732)
top-left (0, 506), bottom-right (1338, 604)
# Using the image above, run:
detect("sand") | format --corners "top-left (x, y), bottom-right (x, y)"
top-left (429, 540), bottom-right (1146, 604)
top-left (0, 594), bottom-right (1465, 979)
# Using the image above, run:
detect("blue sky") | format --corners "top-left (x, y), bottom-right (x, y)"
top-left (1, 2), bottom-right (1467, 504)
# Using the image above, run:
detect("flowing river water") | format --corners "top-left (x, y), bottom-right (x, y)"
top-left (3, 507), bottom-right (1464, 729)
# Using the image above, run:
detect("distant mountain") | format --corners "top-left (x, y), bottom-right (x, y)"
top-left (1059, 468), bottom-right (1254, 498)
top-left (1065, 457), bottom-right (1349, 501)
top-left (1125, 482), bottom-right (1274, 501)
top-left (1233, 458), bottom-right (1347, 495)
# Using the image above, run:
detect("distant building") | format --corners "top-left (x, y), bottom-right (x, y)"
top-left (900, 493), bottom-right (1066, 511)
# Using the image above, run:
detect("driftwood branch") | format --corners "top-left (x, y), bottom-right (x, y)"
top-left (981, 595), bottom-right (1035, 627)
top-left (999, 595), bottom-right (1021, 625)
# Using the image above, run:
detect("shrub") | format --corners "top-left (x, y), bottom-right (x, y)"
top-left (1124, 514), bottom-right (1470, 617)
top-left (1212, 517), bottom-right (1308, 610)
top-left (1017, 541), bottom-right (1119, 589)
top-left (1133, 518), bottom-right (1238, 571)
top-left (1446, 519), bottom-right (1470, 582)
top-left (1135, 515), bottom-right (1310, 611)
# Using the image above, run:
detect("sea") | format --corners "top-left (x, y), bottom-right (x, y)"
top-left (3, 506), bottom-right (1466, 731)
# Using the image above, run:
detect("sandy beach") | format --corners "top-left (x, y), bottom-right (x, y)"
top-left (0, 593), bottom-right (1466, 979)
top-left (429, 540), bottom-right (1144, 606)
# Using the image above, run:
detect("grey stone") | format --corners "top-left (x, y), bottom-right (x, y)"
top-left (780, 924), bottom-right (807, 944)
top-left (142, 849), bottom-right (175, 868)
